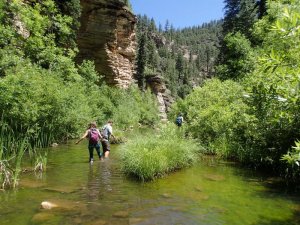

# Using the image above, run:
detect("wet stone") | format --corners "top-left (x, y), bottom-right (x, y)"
top-left (195, 186), bottom-right (203, 192)
top-left (204, 174), bottom-right (225, 181)
top-left (112, 210), bottom-right (129, 218)
top-left (129, 218), bottom-right (145, 224)
top-left (19, 179), bottom-right (45, 188)
top-left (31, 212), bottom-right (55, 223)
top-left (44, 186), bottom-right (77, 194)
top-left (40, 199), bottom-right (87, 212)
top-left (40, 201), bottom-right (58, 209)
top-left (86, 219), bottom-right (108, 225)
top-left (161, 193), bottom-right (171, 198)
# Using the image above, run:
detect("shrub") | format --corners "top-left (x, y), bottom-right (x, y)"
top-left (120, 123), bottom-right (199, 181)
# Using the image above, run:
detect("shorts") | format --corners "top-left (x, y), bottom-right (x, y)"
top-left (101, 139), bottom-right (110, 153)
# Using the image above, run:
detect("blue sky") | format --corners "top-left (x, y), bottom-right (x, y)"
top-left (130, 0), bottom-right (225, 29)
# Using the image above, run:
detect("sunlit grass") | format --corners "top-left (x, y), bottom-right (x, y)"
top-left (120, 123), bottom-right (200, 181)
top-left (0, 121), bottom-right (50, 189)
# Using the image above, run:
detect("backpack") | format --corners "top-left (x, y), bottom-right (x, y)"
top-left (175, 116), bottom-right (182, 126)
top-left (89, 128), bottom-right (99, 144)
top-left (101, 125), bottom-right (110, 140)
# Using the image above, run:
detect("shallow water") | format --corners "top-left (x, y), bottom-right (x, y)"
top-left (1, 142), bottom-right (300, 225)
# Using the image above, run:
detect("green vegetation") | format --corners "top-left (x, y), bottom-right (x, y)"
top-left (120, 124), bottom-right (199, 181)
top-left (0, 123), bottom-right (30, 189)
top-left (170, 0), bottom-right (300, 182)
top-left (135, 14), bottom-right (222, 98)
top-left (0, 0), bottom-right (159, 140)
top-left (0, 0), bottom-right (159, 188)
top-left (1, 0), bottom-right (300, 186)
top-left (170, 79), bottom-right (250, 159)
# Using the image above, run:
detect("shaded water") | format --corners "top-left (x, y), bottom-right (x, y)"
top-left (1, 142), bottom-right (300, 225)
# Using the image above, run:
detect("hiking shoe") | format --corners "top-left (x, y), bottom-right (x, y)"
top-left (90, 159), bottom-right (94, 164)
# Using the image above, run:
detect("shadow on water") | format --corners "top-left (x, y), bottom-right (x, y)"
top-left (213, 157), bottom-right (300, 225)
top-left (0, 142), bottom-right (300, 224)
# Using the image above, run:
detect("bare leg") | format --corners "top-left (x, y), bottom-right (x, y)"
top-left (104, 151), bottom-right (110, 158)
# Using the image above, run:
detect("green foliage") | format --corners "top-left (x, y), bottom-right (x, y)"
top-left (170, 79), bottom-right (251, 159)
top-left (0, 122), bottom-right (31, 189)
top-left (241, 0), bottom-right (300, 170)
top-left (136, 32), bottom-right (147, 89)
top-left (77, 60), bottom-right (101, 84)
top-left (136, 15), bottom-right (222, 98)
top-left (281, 140), bottom-right (300, 181)
top-left (172, 0), bottom-right (300, 180)
top-left (216, 32), bottom-right (255, 80)
top-left (0, 61), bottom-right (93, 140)
top-left (223, 0), bottom-right (259, 39)
top-left (120, 123), bottom-right (199, 181)
top-left (0, 0), bottom-right (160, 141)
top-left (97, 85), bottom-right (159, 129)
top-left (0, 0), bottom-right (161, 188)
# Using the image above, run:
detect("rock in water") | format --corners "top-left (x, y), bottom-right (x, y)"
top-left (40, 201), bottom-right (57, 210)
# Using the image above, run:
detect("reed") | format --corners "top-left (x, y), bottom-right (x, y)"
top-left (34, 151), bottom-right (48, 172)
top-left (120, 123), bottom-right (200, 181)
top-left (0, 122), bottom-right (30, 189)
top-left (0, 119), bottom-right (51, 189)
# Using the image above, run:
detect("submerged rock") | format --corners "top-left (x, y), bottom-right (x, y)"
top-left (40, 199), bottom-right (87, 212)
top-left (19, 179), bottom-right (45, 188)
top-left (112, 210), bottom-right (129, 218)
top-left (86, 219), bottom-right (108, 225)
top-left (129, 218), bottom-right (145, 224)
top-left (40, 201), bottom-right (58, 210)
top-left (195, 186), bottom-right (203, 192)
top-left (161, 193), bottom-right (171, 198)
top-left (204, 174), bottom-right (225, 181)
top-left (31, 212), bottom-right (55, 223)
top-left (51, 143), bottom-right (58, 147)
top-left (43, 186), bottom-right (78, 194)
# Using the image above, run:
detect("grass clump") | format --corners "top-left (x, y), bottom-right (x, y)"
top-left (120, 124), bottom-right (200, 181)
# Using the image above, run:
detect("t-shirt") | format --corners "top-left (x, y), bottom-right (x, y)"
top-left (102, 124), bottom-right (113, 140)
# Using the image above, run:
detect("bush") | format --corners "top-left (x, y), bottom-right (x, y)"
top-left (120, 123), bottom-right (199, 181)
top-left (170, 79), bottom-right (251, 158)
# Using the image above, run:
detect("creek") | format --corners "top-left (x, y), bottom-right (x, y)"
top-left (0, 142), bottom-right (300, 225)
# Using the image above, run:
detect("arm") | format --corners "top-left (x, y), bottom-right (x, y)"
top-left (108, 126), bottom-right (115, 139)
top-left (75, 130), bottom-right (89, 144)
top-left (97, 129), bottom-right (103, 139)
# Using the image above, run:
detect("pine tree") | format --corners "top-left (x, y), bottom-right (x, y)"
top-left (223, 0), bottom-right (258, 39)
top-left (176, 52), bottom-right (184, 81)
top-left (136, 33), bottom-right (147, 90)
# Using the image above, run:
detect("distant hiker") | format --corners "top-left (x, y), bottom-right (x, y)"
top-left (76, 122), bottom-right (103, 163)
top-left (101, 120), bottom-right (115, 158)
top-left (175, 113), bottom-right (184, 127)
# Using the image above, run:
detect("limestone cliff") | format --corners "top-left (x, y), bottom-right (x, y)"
top-left (146, 74), bottom-right (174, 121)
top-left (76, 0), bottom-right (172, 119)
top-left (76, 0), bottom-right (136, 88)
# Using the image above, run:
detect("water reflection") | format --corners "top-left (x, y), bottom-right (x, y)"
top-left (85, 160), bottom-right (113, 202)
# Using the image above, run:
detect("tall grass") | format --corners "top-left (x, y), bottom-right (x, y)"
top-left (0, 123), bottom-right (30, 189)
top-left (0, 120), bottom-right (50, 189)
top-left (120, 123), bottom-right (200, 181)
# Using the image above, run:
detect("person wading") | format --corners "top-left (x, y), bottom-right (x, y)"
top-left (101, 120), bottom-right (115, 158)
top-left (76, 122), bottom-right (103, 163)
top-left (175, 113), bottom-right (184, 127)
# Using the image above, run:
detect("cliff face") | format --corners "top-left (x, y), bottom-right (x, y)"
top-left (76, 0), bottom-right (172, 119)
top-left (146, 74), bottom-right (174, 121)
top-left (76, 0), bottom-right (136, 88)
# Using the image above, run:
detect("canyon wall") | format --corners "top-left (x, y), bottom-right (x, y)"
top-left (76, 0), bottom-right (136, 88)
